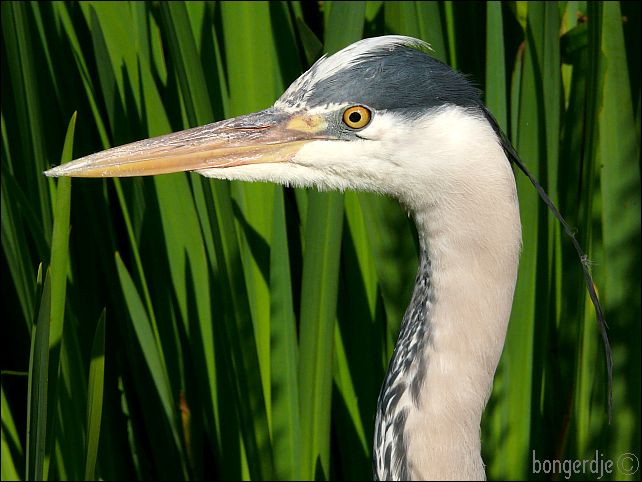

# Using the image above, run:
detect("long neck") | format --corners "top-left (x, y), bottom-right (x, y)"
top-left (407, 198), bottom-right (521, 480)
top-left (374, 152), bottom-right (521, 480)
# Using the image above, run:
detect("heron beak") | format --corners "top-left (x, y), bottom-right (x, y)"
top-left (44, 108), bottom-right (329, 178)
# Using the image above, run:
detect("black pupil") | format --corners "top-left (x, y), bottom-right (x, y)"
top-left (349, 111), bottom-right (362, 124)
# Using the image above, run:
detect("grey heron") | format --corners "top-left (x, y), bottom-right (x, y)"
top-left (45, 35), bottom-right (610, 481)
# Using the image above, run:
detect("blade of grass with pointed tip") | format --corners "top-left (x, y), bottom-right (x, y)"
top-left (84, 309), bottom-right (106, 480)
top-left (47, 113), bottom-right (74, 355)
top-left (42, 113), bottom-right (74, 479)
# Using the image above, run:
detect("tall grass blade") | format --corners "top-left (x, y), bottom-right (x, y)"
top-left (42, 113), bottom-right (74, 480)
top-left (114, 252), bottom-right (188, 478)
top-left (84, 310), bottom-right (106, 480)
top-left (219, 0), bottom-right (280, 431)
top-left (596, 2), bottom-right (641, 470)
top-left (269, 190), bottom-right (301, 480)
top-left (47, 113), bottom-right (74, 355)
top-left (415, 2), bottom-right (448, 63)
top-left (494, 5), bottom-right (541, 477)
top-left (485, 2), bottom-right (508, 131)
top-left (296, 3), bottom-right (366, 479)
top-left (569, 2), bottom-right (605, 459)
top-left (1, 386), bottom-right (23, 481)
top-left (159, 1), bottom-right (214, 124)
top-left (333, 193), bottom-right (380, 478)
top-left (1, 115), bottom-right (37, 327)
top-left (26, 266), bottom-right (50, 481)
top-left (297, 190), bottom-right (343, 481)
top-left (0, 1), bottom-right (51, 239)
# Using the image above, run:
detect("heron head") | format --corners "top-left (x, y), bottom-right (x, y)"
top-left (45, 35), bottom-right (500, 206)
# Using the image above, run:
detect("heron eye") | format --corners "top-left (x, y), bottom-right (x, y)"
top-left (342, 105), bottom-right (371, 129)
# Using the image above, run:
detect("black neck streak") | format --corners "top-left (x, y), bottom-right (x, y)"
top-left (373, 247), bottom-right (434, 480)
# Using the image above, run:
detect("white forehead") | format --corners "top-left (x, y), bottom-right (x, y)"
top-left (275, 35), bottom-right (431, 111)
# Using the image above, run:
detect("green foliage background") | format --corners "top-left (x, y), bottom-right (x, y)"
top-left (1, 1), bottom-right (640, 480)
